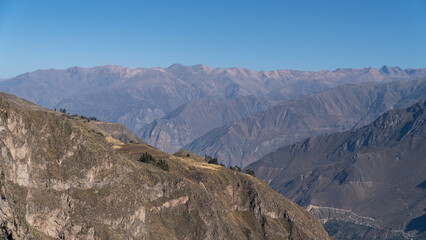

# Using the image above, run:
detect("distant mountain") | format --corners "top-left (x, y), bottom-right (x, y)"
top-left (0, 91), bottom-right (332, 239)
top-left (185, 78), bottom-right (426, 167)
top-left (1, 64), bottom-right (425, 136)
top-left (138, 96), bottom-right (273, 153)
top-left (265, 66), bottom-right (425, 102)
top-left (246, 98), bottom-right (426, 240)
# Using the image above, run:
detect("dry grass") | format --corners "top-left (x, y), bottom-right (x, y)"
top-left (115, 143), bottom-right (170, 159)
top-left (177, 156), bottom-right (220, 171)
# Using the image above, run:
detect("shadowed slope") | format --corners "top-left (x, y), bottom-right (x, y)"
top-left (247, 98), bottom-right (426, 239)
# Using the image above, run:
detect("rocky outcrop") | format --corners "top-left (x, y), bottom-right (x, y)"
top-left (247, 98), bottom-right (426, 239)
top-left (0, 92), bottom-right (332, 240)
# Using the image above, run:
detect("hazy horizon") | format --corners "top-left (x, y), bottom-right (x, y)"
top-left (1, 0), bottom-right (425, 78)
top-left (1, 63), bottom-right (424, 80)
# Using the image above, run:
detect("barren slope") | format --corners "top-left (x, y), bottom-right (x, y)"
top-left (247, 99), bottom-right (426, 239)
top-left (0, 92), bottom-right (331, 240)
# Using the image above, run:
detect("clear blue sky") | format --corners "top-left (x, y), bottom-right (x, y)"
top-left (0, 0), bottom-right (425, 78)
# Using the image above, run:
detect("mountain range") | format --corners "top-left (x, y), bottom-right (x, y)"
top-left (246, 98), bottom-right (426, 239)
top-left (138, 96), bottom-right (274, 153)
top-left (185, 78), bottom-right (426, 167)
top-left (1, 64), bottom-right (425, 239)
top-left (1, 64), bottom-right (426, 149)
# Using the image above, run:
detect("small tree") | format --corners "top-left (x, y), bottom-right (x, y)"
top-left (139, 152), bottom-right (155, 164)
top-left (138, 152), bottom-right (169, 171)
top-left (156, 159), bottom-right (169, 171)
top-left (245, 169), bottom-right (255, 177)
top-left (204, 154), bottom-right (219, 165)
top-left (209, 158), bottom-right (218, 165)
top-left (229, 165), bottom-right (241, 172)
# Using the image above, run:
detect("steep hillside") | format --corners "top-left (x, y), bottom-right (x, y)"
top-left (138, 96), bottom-right (273, 153)
top-left (1, 64), bottom-right (425, 134)
top-left (92, 121), bottom-right (143, 144)
top-left (185, 78), bottom-right (426, 167)
top-left (0, 92), bottom-right (331, 240)
top-left (247, 99), bottom-right (426, 239)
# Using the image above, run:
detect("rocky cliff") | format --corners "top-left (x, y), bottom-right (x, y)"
top-left (0, 92), bottom-right (331, 240)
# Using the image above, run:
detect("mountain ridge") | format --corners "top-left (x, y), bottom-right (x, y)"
top-left (138, 95), bottom-right (274, 153)
top-left (246, 98), bottom-right (426, 239)
top-left (185, 78), bottom-right (426, 167)
top-left (0, 91), bottom-right (332, 240)
top-left (2, 64), bottom-right (426, 137)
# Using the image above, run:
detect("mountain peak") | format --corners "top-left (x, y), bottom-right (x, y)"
top-left (379, 65), bottom-right (403, 74)
top-left (166, 63), bottom-right (188, 70)
top-left (166, 63), bottom-right (214, 73)
top-left (191, 64), bottom-right (212, 72)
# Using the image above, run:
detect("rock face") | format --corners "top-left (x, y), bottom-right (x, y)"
top-left (0, 92), bottom-right (331, 240)
top-left (1, 64), bottom-right (426, 137)
top-left (185, 78), bottom-right (426, 167)
top-left (138, 96), bottom-right (273, 153)
top-left (247, 98), bottom-right (426, 239)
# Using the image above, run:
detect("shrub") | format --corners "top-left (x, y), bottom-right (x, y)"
top-left (245, 169), bottom-right (256, 177)
top-left (156, 159), bottom-right (169, 171)
top-left (77, 115), bottom-right (98, 122)
top-left (204, 154), bottom-right (218, 165)
top-left (209, 158), bottom-right (218, 165)
top-left (139, 152), bottom-right (155, 164)
top-left (229, 166), bottom-right (241, 172)
top-left (138, 152), bottom-right (169, 171)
